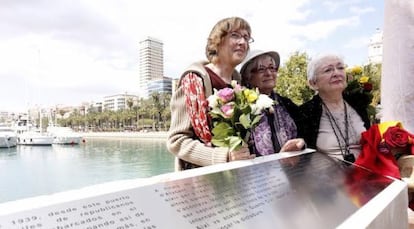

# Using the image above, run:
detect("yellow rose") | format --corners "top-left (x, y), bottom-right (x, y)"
top-left (243, 89), bottom-right (258, 103)
top-left (359, 76), bottom-right (369, 84)
top-left (352, 66), bottom-right (363, 75)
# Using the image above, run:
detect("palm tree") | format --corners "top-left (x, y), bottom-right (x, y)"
top-left (151, 92), bottom-right (162, 130)
top-left (126, 98), bottom-right (134, 110)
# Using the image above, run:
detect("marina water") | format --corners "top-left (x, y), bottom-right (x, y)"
top-left (0, 137), bottom-right (174, 204)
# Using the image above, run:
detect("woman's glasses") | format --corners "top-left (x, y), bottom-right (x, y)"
top-left (251, 66), bottom-right (278, 74)
top-left (229, 32), bottom-right (254, 44)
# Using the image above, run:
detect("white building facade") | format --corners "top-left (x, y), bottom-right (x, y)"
top-left (368, 28), bottom-right (383, 64)
top-left (103, 93), bottom-right (138, 111)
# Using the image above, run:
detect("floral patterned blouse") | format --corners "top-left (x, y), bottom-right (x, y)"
top-left (181, 67), bottom-right (228, 144)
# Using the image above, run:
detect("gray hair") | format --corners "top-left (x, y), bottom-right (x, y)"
top-left (241, 53), bottom-right (278, 88)
top-left (240, 57), bottom-right (259, 87)
top-left (307, 53), bottom-right (345, 84)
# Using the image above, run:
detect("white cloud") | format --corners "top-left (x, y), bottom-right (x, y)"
top-left (300, 16), bottom-right (360, 41)
top-left (350, 6), bottom-right (376, 15)
top-left (322, 0), bottom-right (365, 13)
top-left (0, 0), bottom-right (383, 112)
top-left (344, 35), bottom-right (371, 49)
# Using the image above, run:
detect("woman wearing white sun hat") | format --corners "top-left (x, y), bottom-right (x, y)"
top-left (240, 49), bottom-right (306, 156)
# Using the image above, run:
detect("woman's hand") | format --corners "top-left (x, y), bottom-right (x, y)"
top-left (280, 138), bottom-right (306, 152)
top-left (228, 145), bottom-right (255, 161)
top-left (279, 138), bottom-right (306, 167)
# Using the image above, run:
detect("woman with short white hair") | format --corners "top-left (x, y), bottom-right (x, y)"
top-left (299, 53), bottom-right (371, 163)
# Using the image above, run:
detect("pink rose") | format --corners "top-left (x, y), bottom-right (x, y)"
top-left (221, 103), bottom-right (234, 118)
top-left (217, 88), bottom-right (234, 103)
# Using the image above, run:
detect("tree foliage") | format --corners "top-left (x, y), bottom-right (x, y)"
top-left (58, 92), bottom-right (172, 131)
top-left (275, 51), bottom-right (314, 105)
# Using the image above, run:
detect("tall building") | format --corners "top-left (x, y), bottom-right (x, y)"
top-left (139, 37), bottom-right (164, 99)
top-left (368, 28), bottom-right (383, 64)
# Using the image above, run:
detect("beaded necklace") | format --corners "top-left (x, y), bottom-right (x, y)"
top-left (322, 101), bottom-right (355, 163)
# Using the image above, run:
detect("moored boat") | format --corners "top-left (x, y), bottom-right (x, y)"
top-left (12, 114), bottom-right (54, 146)
top-left (47, 126), bottom-right (83, 145)
top-left (17, 131), bottom-right (54, 146)
top-left (0, 126), bottom-right (18, 148)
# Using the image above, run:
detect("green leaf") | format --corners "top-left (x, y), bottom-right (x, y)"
top-left (239, 104), bottom-right (251, 114)
top-left (211, 122), bottom-right (234, 139)
top-left (250, 114), bottom-right (262, 127)
top-left (239, 113), bottom-right (251, 129)
top-left (211, 138), bottom-right (228, 148)
top-left (209, 107), bottom-right (227, 119)
top-left (228, 136), bottom-right (243, 152)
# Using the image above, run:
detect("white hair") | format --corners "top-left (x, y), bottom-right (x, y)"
top-left (307, 53), bottom-right (345, 85)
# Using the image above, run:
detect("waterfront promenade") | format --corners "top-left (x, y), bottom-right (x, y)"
top-left (82, 131), bottom-right (168, 139)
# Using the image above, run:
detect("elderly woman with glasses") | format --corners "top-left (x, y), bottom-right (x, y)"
top-left (299, 53), bottom-right (371, 163)
top-left (240, 50), bottom-right (306, 156)
top-left (167, 17), bottom-right (256, 171)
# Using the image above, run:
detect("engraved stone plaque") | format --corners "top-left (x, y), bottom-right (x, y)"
top-left (0, 151), bottom-right (408, 228)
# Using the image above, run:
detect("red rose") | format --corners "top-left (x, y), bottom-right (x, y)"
top-left (363, 83), bottom-right (373, 92)
top-left (383, 126), bottom-right (411, 148)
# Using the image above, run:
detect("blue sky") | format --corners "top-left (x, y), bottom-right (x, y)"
top-left (0, 0), bottom-right (384, 112)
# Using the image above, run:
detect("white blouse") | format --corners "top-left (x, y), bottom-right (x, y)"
top-left (316, 103), bottom-right (366, 160)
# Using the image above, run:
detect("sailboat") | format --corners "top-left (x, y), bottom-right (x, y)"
top-left (14, 50), bottom-right (54, 146)
top-left (13, 114), bottom-right (54, 146)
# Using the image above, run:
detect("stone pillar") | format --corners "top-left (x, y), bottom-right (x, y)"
top-left (381, 0), bottom-right (414, 132)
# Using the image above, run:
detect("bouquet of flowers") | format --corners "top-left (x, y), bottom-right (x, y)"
top-left (345, 75), bottom-right (373, 98)
top-left (344, 65), bottom-right (375, 121)
top-left (355, 121), bottom-right (414, 179)
top-left (379, 123), bottom-right (414, 210)
top-left (207, 81), bottom-right (274, 152)
top-left (350, 121), bottom-right (414, 209)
